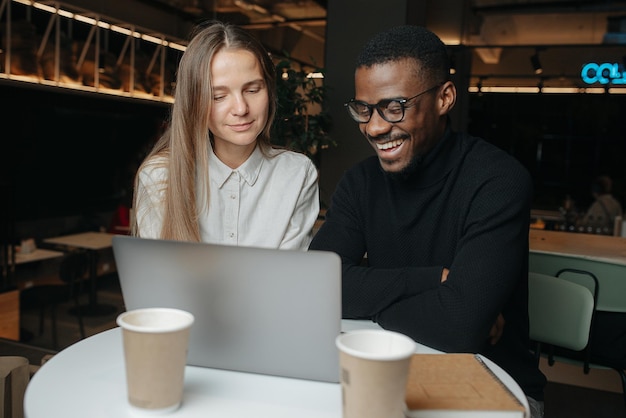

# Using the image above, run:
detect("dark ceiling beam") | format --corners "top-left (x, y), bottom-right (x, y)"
top-left (240, 18), bottom-right (327, 29)
top-left (463, 42), bottom-right (626, 48)
top-left (134, 0), bottom-right (203, 21)
top-left (472, 0), bottom-right (626, 15)
top-left (311, 0), bottom-right (327, 10)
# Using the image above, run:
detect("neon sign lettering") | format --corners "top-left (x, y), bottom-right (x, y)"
top-left (581, 63), bottom-right (626, 85)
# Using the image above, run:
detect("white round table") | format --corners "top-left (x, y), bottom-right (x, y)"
top-left (24, 321), bottom-right (529, 417)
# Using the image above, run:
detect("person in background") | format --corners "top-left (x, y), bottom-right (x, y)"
top-left (578, 175), bottom-right (623, 235)
top-left (309, 25), bottom-right (546, 416)
top-left (132, 21), bottom-right (319, 249)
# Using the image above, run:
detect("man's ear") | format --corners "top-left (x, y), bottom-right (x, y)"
top-left (438, 81), bottom-right (456, 116)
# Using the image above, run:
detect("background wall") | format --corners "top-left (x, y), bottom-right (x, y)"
top-left (319, 0), bottom-right (410, 207)
top-left (468, 92), bottom-right (626, 212)
top-left (0, 83), bottom-right (168, 229)
top-left (2, 0), bottom-right (625, 238)
top-left (319, 0), bottom-right (472, 207)
top-left (319, 0), bottom-right (625, 215)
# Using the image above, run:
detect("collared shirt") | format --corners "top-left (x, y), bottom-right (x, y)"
top-left (136, 143), bottom-right (319, 250)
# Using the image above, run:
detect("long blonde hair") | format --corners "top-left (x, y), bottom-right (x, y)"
top-left (131, 21), bottom-right (277, 241)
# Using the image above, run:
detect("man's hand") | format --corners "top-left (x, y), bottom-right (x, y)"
top-left (441, 268), bottom-right (449, 283)
top-left (489, 313), bottom-right (506, 345)
top-left (440, 268), bottom-right (504, 345)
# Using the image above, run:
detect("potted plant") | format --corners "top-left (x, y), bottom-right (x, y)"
top-left (271, 56), bottom-right (335, 166)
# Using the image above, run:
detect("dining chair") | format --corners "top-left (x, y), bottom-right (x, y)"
top-left (19, 250), bottom-right (89, 349)
top-left (529, 270), bottom-right (626, 408)
top-left (0, 356), bottom-right (30, 418)
top-left (528, 271), bottom-right (595, 365)
top-left (552, 268), bottom-right (626, 408)
top-left (549, 269), bottom-right (600, 373)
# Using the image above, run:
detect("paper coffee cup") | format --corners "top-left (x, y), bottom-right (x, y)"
top-left (117, 307), bottom-right (194, 414)
top-left (336, 329), bottom-right (417, 418)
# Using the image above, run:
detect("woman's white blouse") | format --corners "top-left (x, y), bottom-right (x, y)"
top-left (135, 144), bottom-right (320, 250)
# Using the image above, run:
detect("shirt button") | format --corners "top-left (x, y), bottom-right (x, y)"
top-left (230, 194), bottom-right (236, 199)
top-left (229, 232), bottom-right (235, 238)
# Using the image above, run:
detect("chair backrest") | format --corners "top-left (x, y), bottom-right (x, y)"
top-left (528, 272), bottom-right (595, 351)
top-left (554, 268), bottom-right (600, 372)
top-left (555, 268), bottom-right (599, 302)
top-left (0, 356), bottom-right (30, 418)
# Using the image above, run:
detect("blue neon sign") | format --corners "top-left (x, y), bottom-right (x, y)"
top-left (581, 63), bottom-right (626, 85)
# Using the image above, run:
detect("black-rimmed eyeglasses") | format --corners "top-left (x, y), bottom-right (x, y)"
top-left (344, 84), bottom-right (442, 124)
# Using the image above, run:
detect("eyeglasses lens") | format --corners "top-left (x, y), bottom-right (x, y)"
top-left (346, 99), bottom-right (404, 123)
top-left (384, 100), bottom-right (403, 122)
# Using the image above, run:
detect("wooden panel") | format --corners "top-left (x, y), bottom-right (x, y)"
top-left (530, 229), bottom-right (626, 264)
top-left (0, 290), bottom-right (20, 341)
top-left (529, 229), bottom-right (626, 313)
top-left (529, 252), bottom-right (626, 313)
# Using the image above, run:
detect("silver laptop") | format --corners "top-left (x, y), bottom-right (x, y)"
top-left (112, 235), bottom-right (341, 383)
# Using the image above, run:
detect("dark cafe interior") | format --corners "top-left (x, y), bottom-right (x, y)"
top-left (1, 0), bottom-right (626, 416)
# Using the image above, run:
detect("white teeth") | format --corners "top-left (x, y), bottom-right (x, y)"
top-left (376, 139), bottom-right (404, 150)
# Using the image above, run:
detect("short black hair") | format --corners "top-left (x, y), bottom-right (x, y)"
top-left (356, 25), bottom-right (450, 84)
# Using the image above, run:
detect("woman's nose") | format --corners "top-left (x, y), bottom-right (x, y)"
top-left (231, 95), bottom-right (249, 115)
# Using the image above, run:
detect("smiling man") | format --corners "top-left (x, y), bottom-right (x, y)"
top-left (309, 25), bottom-right (546, 417)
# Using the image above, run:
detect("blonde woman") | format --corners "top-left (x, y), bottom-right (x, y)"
top-left (132, 21), bottom-right (319, 249)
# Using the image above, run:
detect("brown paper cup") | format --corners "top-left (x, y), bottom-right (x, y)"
top-left (336, 329), bottom-right (416, 418)
top-left (117, 307), bottom-right (194, 414)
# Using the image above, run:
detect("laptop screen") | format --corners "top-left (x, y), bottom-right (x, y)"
top-left (112, 235), bottom-right (342, 383)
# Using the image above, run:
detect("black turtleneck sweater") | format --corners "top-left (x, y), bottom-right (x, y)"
top-left (310, 128), bottom-right (547, 400)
